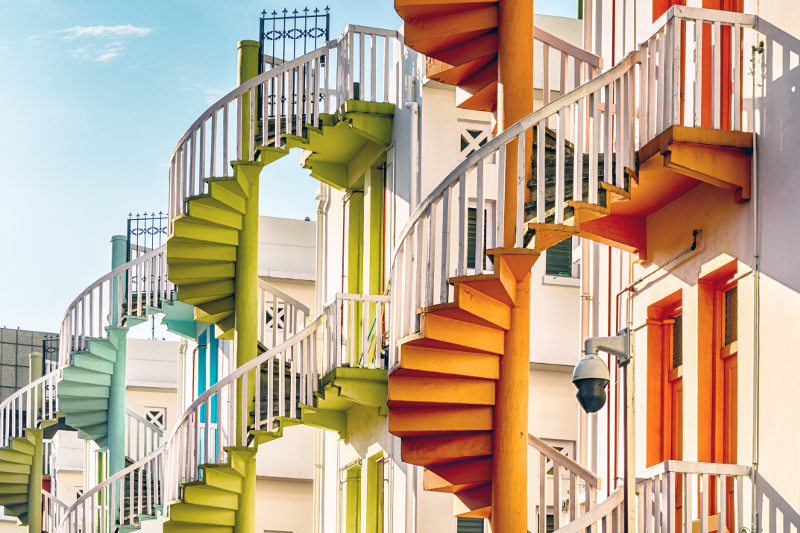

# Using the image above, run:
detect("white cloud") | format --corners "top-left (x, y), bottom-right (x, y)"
top-left (31, 24), bottom-right (151, 41)
top-left (29, 24), bottom-right (151, 62)
top-left (184, 83), bottom-right (228, 105)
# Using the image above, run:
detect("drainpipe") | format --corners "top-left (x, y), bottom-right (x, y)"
top-left (750, 37), bottom-right (764, 533)
top-left (313, 184), bottom-right (330, 533)
top-left (579, 239), bottom-right (592, 468)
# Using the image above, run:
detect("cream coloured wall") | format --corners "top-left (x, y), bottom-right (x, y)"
top-left (255, 478), bottom-right (314, 533)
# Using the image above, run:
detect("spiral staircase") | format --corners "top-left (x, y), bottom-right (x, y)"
top-left (8, 4), bottom-right (792, 533)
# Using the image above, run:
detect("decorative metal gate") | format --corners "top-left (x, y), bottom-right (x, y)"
top-left (259, 7), bottom-right (331, 72)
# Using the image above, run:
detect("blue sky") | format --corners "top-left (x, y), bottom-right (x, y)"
top-left (0, 0), bottom-right (576, 331)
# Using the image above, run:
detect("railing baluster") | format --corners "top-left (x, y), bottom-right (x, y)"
top-left (439, 186), bottom-right (451, 304)
top-left (694, 20), bottom-right (703, 127)
top-left (732, 23), bottom-right (741, 131)
top-left (476, 159), bottom-right (485, 273)
top-left (516, 131), bottom-right (526, 244)
top-left (712, 21), bottom-right (722, 129)
top-left (555, 112), bottom-right (566, 224)
top-left (537, 121), bottom-right (546, 223)
top-left (457, 176), bottom-right (466, 276)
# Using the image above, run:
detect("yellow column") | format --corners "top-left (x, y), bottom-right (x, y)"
top-left (492, 271), bottom-right (531, 532)
top-left (497, 0), bottom-right (534, 248)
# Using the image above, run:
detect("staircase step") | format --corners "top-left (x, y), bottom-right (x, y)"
top-left (58, 397), bottom-right (109, 413)
top-left (168, 502), bottom-right (235, 526)
top-left (9, 438), bottom-right (35, 456)
top-left (197, 468), bottom-right (243, 494)
top-left (71, 352), bottom-right (115, 374)
top-left (58, 381), bottom-right (110, 399)
top-left (169, 262), bottom-right (235, 285)
top-left (167, 239), bottom-right (237, 263)
top-left (172, 215), bottom-right (240, 246)
top-left (178, 280), bottom-right (235, 305)
top-left (401, 432), bottom-right (492, 467)
top-left (65, 410), bottom-right (107, 427)
top-left (85, 339), bottom-right (119, 362)
top-left (185, 196), bottom-right (244, 229)
top-left (413, 313), bottom-right (505, 354)
top-left (0, 493), bottom-right (28, 506)
top-left (182, 484), bottom-right (239, 510)
top-left (0, 472), bottom-right (29, 485)
top-left (0, 449), bottom-right (33, 465)
top-left (203, 179), bottom-right (247, 214)
top-left (392, 345), bottom-right (500, 380)
top-left (62, 366), bottom-right (112, 387)
top-left (164, 522), bottom-right (232, 533)
top-left (76, 422), bottom-right (108, 440)
top-left (424, 458), bottom-right (493, 493)
top-left (0, 461), bottom-right (31, 475)
top-left (388, 376), bottom-right (495, 406)
top-left (454, 482), bottom-right (492, 518)
top-left (194, 296), bottom-right (236, 322)
top-left (206, 173), bottom-right (249, 201)
top-left (3, 502), bottom-right (27, 517)
top-left (389, 406), bottom-right (492, 437)
top-left (450, 257), bottom-right (517, 307)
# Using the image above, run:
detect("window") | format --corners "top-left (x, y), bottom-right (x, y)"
top-left (672, 314), bottom-right (683, 369)
top-left (545, 237), bottom-right (573, 276)
top-left (724, 287), bottom-right (737, 346)
top-left (467, 207), bottom-right (488, 269)
top-left (458, 120), bottom-right (492, 160)
top-left (457, 517), bottom-right (485, 533)
top-left (145, 407), bottom-right (166, 430)
top-left (265, 303), bottom-right (286, 330)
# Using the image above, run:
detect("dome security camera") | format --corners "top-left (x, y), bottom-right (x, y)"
top-left (571, 353), bottom-right (610, 413)
top-left (572, 329), bottom-right (630, 414)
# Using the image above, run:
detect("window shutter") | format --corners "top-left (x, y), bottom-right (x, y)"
top-left (545, 237), bottom-right (573, 276)
top-left (457, 517), bottom-right (485, 533)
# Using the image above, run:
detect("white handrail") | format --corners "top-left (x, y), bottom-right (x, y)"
top-left (388, 7), bottom-right (760, 367)
top-left (257, 279), bottom-right (311, 351)
top-left (168, 25), bottom-right (406, 230)
top-left (323, 293), bottom-right (391, 374)
top-left (57, 445), bottom-right (165, 533)
top-left (554, 487), bottom-right (624, 533)
top-left (43, 489), bottom-right (68, 533)
top-left (0, 369), bottom-right (60, 448)
top-left (125, 408), bottom-right (164, 462)
top-left (59, 246), bottom-right (170, 366)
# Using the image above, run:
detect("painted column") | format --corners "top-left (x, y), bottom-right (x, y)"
top-left (108, 235), bottom-right (128, 481)
top-left (27, 353), bottom-right (43, 533)
top-left (233, 41), bottom-right (260, 533)
top-left (494, 0), bottom-right (534, 531)
top-left (239, 40), bottom-right (260, 159)
top-left (497, 0), bottom-right (534, 248)
top-left (492, 270), bottom-right (531, 533)
top-left (348, 191), bottom-right (365, 356)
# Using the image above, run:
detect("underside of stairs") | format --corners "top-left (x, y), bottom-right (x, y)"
top-left (0, 429), bottom-right (40, 525)
top-left (57, 328), bottom-right (127, 448)
top-left (388, 251), bottom-right (536, 518)
top-left (395, 0), bottom-right (499, 111)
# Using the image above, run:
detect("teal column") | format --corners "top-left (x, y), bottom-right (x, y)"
top-left (27, 353), bottom-right (43, 533)
top-left (108, 236), bottom-right (128, 485)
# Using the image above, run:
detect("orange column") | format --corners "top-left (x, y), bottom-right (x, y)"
top-left (498, 0), bottom-right (534, 248)
top-left (495, 2), bottom-right (534, 531)
top-left (492, 270), bottom-right (531, 532)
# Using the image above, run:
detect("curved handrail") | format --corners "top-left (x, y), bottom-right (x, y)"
top-left (43, 489), bottom-right (69, 533)
top-left (0, 369), bottom-right (60, 447)
top-left (57, 444), bottom-right (165, 533)
top-left (392, 50), bottom-right (640, 260)
top-left (553, 487), bottom-right (624, 533)
top-left (162, 314), bottom-right (327, 508)
top-left (59, 245), bottom-right (170, 365)
top-left (258, 279), bottom-right (310, 318)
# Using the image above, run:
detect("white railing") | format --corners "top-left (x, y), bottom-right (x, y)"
top-left (43, 438), bottom-right (54, 477)
top-left (168, 25), bottom-right (405, 229)
top-left (388, 7), bottom-right (759, 366)
top-left (535, 25), bottom-right (602, 107)
top-left (59, 246), bottom-right (171, 366)
top-left (258, 279), bottom-right (310, 351)
top-left (635, 461), bottom-right (799, 533)
top-left (323, 293), bottom-right (391, 374)
top-left (58, 446), bottom-right (164, 533)
top-left (43, 489), bottom-right (68, 533)
top-left (555, 487), bottom-right (625, 533)
top-left (125, 408), bottom-right (164, 463)
top-left (0, 369), bottom-right (59, 448)
top-left (162, 315), bottom-right (327, 511)
top-left (529, 434), bottom-right (601, 533)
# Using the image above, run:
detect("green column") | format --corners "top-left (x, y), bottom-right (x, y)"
top-left (108, 236), bottom-right (128, 486)
top-left (238, 40), bottom-right (260, 160)
top-left (347, 191), bottom-right (364, 358)
top-left (367, 168), bottom-right (384, 296)
top-left (233, 41), bottom-right (261, 533)
top-left (27, 353), bottom-right (43, 533)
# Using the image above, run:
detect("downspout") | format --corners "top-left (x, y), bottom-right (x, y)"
top-left (314, 184), bottom-right (330, 533)
top-left (750, 36), bottom-right (764, 533)
top-left (579, 239), bottom-right (592, 468)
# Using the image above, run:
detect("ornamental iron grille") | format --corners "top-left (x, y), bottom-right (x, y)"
top-left (127, 211), bottom-right (168, 262)
top-left (42, 335), bottom-right (59, 376)
top-left (259, 7), bottom-right (330, 72)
